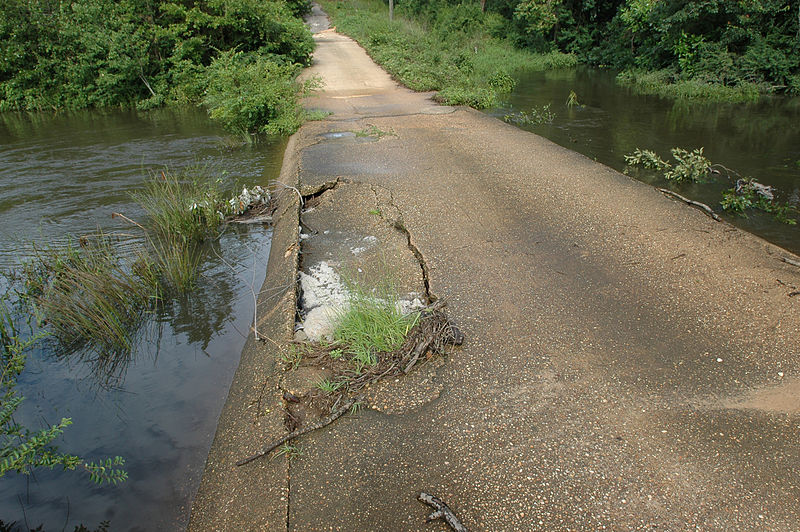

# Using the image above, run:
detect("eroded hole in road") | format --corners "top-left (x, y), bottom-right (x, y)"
top-left (273, 182), bottom-right (464, 452)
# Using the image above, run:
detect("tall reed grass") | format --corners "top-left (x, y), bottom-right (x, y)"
top-left (16, 169), bottom-right (248, 362)
top-left (21, 231), bottom-right (155, 356)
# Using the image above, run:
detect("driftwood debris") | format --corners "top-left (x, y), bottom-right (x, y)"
top-left (230, 214), bottom-right (273, 225)
top-left (237, 396), bottom-right (358, 466)
top-left (657, 188), bottom-right (722, 222)
top-left (419, 492), bottom-right (468, 532)
top-left (782, 256), bottom-right (800, 268)
top-left (401, 301), bottom-right (464, 374)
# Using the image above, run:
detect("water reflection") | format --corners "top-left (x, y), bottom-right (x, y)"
top-left (491, 66), bottom-right (800, 253)
top-left (0, 108), bottom-right (284, 530)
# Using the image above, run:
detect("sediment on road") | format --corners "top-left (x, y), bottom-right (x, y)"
top-left (190, 6), bottom-right (800, 530)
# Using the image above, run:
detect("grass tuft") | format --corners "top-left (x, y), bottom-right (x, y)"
top-left (132, 169), bottom-right (229, 245)
top-left (20, 232), bottom-right (156, 357)
top-left (333, 290), bottom-right (420, 374)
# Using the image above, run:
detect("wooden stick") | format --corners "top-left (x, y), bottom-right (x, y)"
top-left (237, 396), bottom-right (358, 466)
top-left (111, 212), bottom-right (146, 230)
top-left (419, 492), bottom-right (468, 532)
top-left (657, 188), bottom-right (722, 222)
top-left (782, 257), bottom-right (800, 268)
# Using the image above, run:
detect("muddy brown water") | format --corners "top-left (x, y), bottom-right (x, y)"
top-left (0, 108), bottom-right (285, 530)
top-left (489, 67), bottom-right (800, 254)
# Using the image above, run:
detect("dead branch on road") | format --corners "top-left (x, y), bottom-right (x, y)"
top-left (782, 256), bottom-right (800, 268)
top-left (419, 492), bottom-right (468, 531)
top-left (237, 396), bottom-right (358, 466)
top-left (658, 188), bottom-right (722, 221)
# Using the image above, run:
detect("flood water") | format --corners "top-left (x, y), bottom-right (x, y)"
top-left (0, 109), bottom-right (285, 530)
top-left (489, 67), bottom-right (800, 254)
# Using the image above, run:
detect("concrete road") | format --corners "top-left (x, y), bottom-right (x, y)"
top-left (191, 7), bottom-right (800, 531)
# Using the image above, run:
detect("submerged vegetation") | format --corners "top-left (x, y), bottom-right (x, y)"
top-left (503, 103), bottom-right (556, 125)
top-left (625, 146), bottom-right (798, 224)
top-left (1, 296), bottom-right (128, 484)
top-left (0, 0), bottom-right (314, 134)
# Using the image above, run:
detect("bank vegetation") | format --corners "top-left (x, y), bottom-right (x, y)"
top-left (325, 0), bottom-right (800, 102)
top-left (0, 0), bottom-right (315, 134)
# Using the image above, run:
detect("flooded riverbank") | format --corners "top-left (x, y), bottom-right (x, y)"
top-left (489, 67), bottom-right (800, 254)
top-left (0, 108), bottom-right (284, 530)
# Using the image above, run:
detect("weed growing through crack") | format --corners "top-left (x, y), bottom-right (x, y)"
top-left (333, 289), bottom-right (420, 374)
top-left (273, 443), bottom-right (304, 462)
top-left (315, 377), bottom-right (345, 394)
top-left (349, 400), bottom-right (364, 415)
top-left (280, 344), bottom-right (305, 370)
top-left (354, 124), bottom-right (394, 139)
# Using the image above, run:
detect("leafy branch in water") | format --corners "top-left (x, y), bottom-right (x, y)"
top-left (503, 104), bottom-right (555, 126)
top-left (624, 148), bottom-right (670, 171)
top-left (721, 178), bottom-right (797, 225)
top-left (0, 297), bottom-right (127, 484)
top-left (664, 148), bottom-right (712, 182)
top-left (625, 146), bottom-right (797, 224)
top-left (625, 147), bottom-right (710, 182)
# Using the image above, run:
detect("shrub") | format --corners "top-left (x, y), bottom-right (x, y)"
top-left (203, 50), bottom-right (311, 135)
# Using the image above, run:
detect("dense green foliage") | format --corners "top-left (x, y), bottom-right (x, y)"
top-left (0, 0), bottom-right (314, 132)
top-left (357, 0), bottom-right (799, 100)
top-left (321, 0), bottom-right (576, 108)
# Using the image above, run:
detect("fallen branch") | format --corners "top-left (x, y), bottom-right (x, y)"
top-left (230, 214), bottom-right (273, 225)
top-left (657, 188), bottom-right (721, 222)
top-left (237, 396), bottom-right (358, 466)
top-left (418, 492), bottom-right (468, 532)
top-left (403, 336), bottom-right (433, 374)
top-left (782, 257), bottom-right (800, 268)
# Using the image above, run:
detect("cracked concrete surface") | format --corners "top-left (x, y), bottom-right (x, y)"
top-left (190, 6), bottom-right (800, 531)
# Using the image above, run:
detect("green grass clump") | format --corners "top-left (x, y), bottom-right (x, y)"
top-left (17, 170), bottom-right (252, 360)
top-left (20, 232), bottom-right (157, 356)
top-left (315, 377), bottom-right (346, 394)
top-left (616, 70), bottom-right (762, 103)
top-left (131, 169), bottom-right (240, 292)
top-left (320, 0), bottom-right (576, 109)
top-left (132, 170), bottom-right (229, 244)
top-left (333, 293), bottom-right (420, 374)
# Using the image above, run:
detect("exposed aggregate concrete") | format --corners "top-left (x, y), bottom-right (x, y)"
top-left (191, 6), bottom-right (800, 531)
